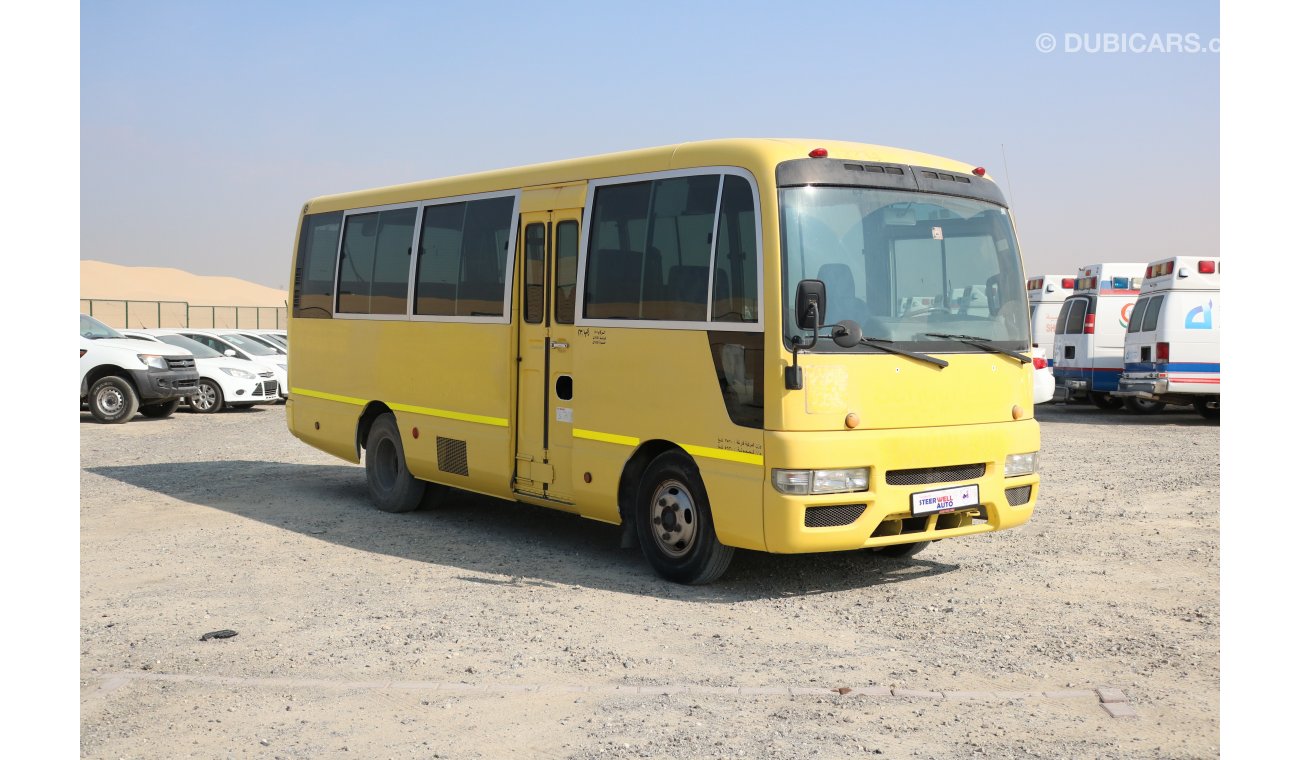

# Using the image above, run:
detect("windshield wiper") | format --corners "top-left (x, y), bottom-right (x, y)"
top-left (925, 333), bottom-right (1030, 364)
top-left (858, 335), bottom-right (948, 369)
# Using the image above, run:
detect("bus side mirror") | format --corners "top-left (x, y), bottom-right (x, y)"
top-left (795, 280), bottom-right (826, 331)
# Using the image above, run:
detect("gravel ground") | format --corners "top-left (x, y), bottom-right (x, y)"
top-left (80, 401), bottom-right (1219, 759)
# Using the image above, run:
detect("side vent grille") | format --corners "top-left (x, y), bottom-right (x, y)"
top-left (804, 505), bottom-right (866, 528)
top-left (1005, 485), bottom-right (1032, 506)
top-left (436, 437), bottom-right (469, 476)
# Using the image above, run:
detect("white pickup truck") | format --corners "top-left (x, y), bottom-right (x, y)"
top-left (80, 314), bottom-right (200, 423)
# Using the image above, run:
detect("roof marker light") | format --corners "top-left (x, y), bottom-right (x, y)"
top-left (809, 148), bottom-right (828, 158)
top-left (972, 166), bottom-right (986, 176)
top-left (1198, 260), bottom-right (1216, 273)
top-left (1062, 278), bottom-right (1075, 289)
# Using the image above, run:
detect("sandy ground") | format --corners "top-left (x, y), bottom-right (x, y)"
top-left (80, 402), bottom-right (1219, 759)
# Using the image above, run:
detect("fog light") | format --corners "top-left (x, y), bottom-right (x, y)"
top-left (1004, 452), bottom-right (1039, 478)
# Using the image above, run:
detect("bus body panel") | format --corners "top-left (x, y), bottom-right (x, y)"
top-left (285, 138), bottom-right (1038, 570)
top-left (1118, 257), bottom-right (1220, 402)
top-left (1053, 263), bottom-right (1144, 397)
top-left (775, 352), bottom-right (1034, 431)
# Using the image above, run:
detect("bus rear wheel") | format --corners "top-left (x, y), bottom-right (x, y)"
top-left (365, 414), bottom-right (426, 513)
top-left (1089, 392), bottom-right (1124, 410)
top-left (1123, 397), bottom-right (1166, 414)
top-left (635, 451), bottom-right (734, 585)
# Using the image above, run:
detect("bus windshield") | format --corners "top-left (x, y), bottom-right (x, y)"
top-left (780, 187), bottom-right (1029, 350)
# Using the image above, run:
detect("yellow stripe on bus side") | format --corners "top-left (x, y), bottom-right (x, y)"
top-left (573, 428), bottom-right (763, 466)
top-left (573, 428), bottom-right (640, 447)
top-left (291, 387), bottom-right (508, 428)
top-left (681, 444), bottom-right (764, 467)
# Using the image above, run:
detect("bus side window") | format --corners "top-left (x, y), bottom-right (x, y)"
top-left (524, 223), bottom-right (545, 324)
top-left (555, 221), bottom-right (578, 324)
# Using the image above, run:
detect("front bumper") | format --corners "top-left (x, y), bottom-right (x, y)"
top-left (763, 421), bottom-right (1039, 553)
top-left (128, 367), bottom-right (200, 401)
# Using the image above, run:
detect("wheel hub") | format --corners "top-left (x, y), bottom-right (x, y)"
top-left (650, 480), bottom-right (697, 558)
top-left (98, 387), bottom-right (124, 413)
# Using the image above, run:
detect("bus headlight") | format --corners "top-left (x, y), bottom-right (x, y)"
top-left (1004, 452), bottom-right (1039, 478)
top-left (772, 468), bottom-right (870, 495)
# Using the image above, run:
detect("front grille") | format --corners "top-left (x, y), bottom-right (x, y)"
top-left (437, 437), bottom-right (469, 476)
top-left (255, 381), bottom-right (278, 397)
top-left (804, 505), bottom-right (866, 528)
top-left (1005, 485), bottom-right (1032, 506)
top-left (886, 463), bottom-right (985, 486)
top-left (166, 357), bottom-right (196, 370)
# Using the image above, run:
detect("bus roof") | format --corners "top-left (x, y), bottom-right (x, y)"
top-left (1140, 256), bottom-right (1220, 293)
top-left (303, 138), bottom-right (995, 214)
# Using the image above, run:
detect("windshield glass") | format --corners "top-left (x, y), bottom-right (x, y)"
top-left (80, 314), bottom-right (124, 340)
top-left (780, 187), bottom-right (1029, 350)
top-left (155, 333), bottom-right (222, 359)
top-left (219, 333), bottom-right (278, 356)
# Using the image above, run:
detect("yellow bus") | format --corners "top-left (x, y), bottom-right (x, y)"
top-left (287, 138), bottom-right (1039, 584)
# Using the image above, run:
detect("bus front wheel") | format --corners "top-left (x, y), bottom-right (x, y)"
top-left (365, 414), bottom-right (426, 513)
top-left (635, 451), bottom-right (734, 585)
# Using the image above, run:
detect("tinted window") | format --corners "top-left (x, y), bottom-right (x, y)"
top-left (294, 211), bottom-right (342, 318)
top-left (185, 334), bottom-right (240, 357)
top-left (1141, 294), bottom-right (1163, 332)
top-left (586, 175), bottom-right (722, 321)
top-left (154, 334), bottom-right (222, 359)
top-left (1064, 298), bottom-right (1087, 334)
top-left (555, 220), bottom-right (578, 324)
top-left (415, 196), bottom-right (515, 317)
top-left (1053, 302), bottom-right (1072, 335)
top-left (524, 223), bottom-right (545, 324)
top-left (712, 175), bottom-right (758, 323)
top-left (337, 208), bottom-right (416, 315)
top-left (1127, 297), bottom-right (1150, 334)
top-left (220, 333), bottom-right (277, 356)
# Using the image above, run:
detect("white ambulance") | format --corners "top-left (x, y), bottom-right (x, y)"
top-left (1027, 274), bottom-right (1074, 367)
top-left (1052, 263), bottom-right (1146, 409)
top-left (1115, 257), bottom-right (1220, 420)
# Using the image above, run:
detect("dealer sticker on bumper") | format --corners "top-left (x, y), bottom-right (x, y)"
top-left (911, 484), bottom-right (980, 516)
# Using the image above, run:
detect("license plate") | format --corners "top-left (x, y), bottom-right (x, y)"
top-left (911, 484), bottom-right (980, 516)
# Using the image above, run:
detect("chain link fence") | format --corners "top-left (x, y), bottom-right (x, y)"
top-left (81, 300), bottom-right (287, 329)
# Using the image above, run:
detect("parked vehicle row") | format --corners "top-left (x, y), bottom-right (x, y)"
top-left (1025, 257), bottom-right (1219, 419)
top-left (80, 314), bottom-right (288, 422)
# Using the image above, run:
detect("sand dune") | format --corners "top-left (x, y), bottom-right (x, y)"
top-left (81, 260), bottom-right (288, 307)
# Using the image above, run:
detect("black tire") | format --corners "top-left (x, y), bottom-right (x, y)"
top-left (1122, 397), bottom-right (1166, 414)
top-left (88, 376), bottom-right (139, 423)
top-left (365, 414), bottom-right (425, 513)
top-left (190, 379), bottom-right (224, 413)
top-left (1089, 392), bottom-right (1124, 410)
top-left (139, 398), bottom-right (182, 418)
top-left (1193, 397), bottom-right (1220, 421)
top-left (634, 450), bottom-right (734, 585)
top-left (873, 541), bottom-right (931, 559)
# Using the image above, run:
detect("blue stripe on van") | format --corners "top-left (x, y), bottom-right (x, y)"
top-left (1123, 362), bottom-right (1221, 373)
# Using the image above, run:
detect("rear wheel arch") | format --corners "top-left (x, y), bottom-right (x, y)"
top-left (355, 401), bottom-right (394, 459)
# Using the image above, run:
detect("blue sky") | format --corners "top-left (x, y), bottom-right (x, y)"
top-left (81, 0), bottom-right (1219, 289)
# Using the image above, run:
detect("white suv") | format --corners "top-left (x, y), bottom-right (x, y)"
top-left (80, 314), bottom-right (199, 423)
top-left (157, 329), bottom-right (289, 401)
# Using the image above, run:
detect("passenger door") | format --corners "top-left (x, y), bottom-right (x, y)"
top-left (514, 210), bottom-right (581, 503)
